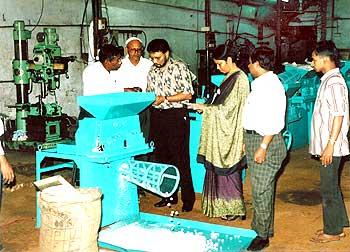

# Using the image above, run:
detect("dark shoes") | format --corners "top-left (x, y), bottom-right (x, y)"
top-left (181, 204), bottom-right (194, 212)
top-left (247, 236), bottom-right (269, 251)
top-left (154, 197), bottom-right (178, 207)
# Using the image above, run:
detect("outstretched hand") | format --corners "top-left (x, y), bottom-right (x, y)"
top-left (186, 103), bottom-right (205, 113)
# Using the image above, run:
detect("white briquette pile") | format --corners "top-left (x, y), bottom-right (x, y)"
top-left (99, 222), bottom-right (220, 252)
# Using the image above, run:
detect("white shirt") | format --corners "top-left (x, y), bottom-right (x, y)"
top-left (243, 71), bottom-right (286, 136)
top-left (112, 56), bottom-right (153, 92)
top-left (82, 61), bottom-right (123, 96)
top-left (0, 120), bottom-right (4, 155)
top-left (309, 68), bottom-right (349, 156)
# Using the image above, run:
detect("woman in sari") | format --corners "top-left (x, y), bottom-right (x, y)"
top-left (188, 41), bottom-right (249, 220)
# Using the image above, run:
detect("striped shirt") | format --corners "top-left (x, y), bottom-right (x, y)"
top-left (309, 68), bottom-right (350, 156)
top-left (146, 58), bottom-right (195, 109)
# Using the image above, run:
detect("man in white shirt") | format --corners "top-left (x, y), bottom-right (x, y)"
top-left (112, 37), bottom-right (153, 92)
top-left (309, 40), bottom-right (349, 244)
top-left (0, 119), bottom-right (15, 251)
top-left (112, 37), bottom-right (153, 147)
top-left (243, 47), bottom-right (287, 251)
top-left (82, 44), bottom-right (124, 96)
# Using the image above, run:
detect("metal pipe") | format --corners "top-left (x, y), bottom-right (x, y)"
top-left (330, 0), bottom-right (335, 39)
top-left (320, 0), bottom-right (327, 40)
top-left (92, 0), bottom-right (102, 57)
top-left (275, 0), bottom-right (282, 67)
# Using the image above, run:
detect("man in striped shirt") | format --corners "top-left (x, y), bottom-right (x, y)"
top-left (309, 40), bottom-right (349, 243)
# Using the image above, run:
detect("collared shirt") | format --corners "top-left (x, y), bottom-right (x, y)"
top-left (82, 61), bottom-right (123, 96)
top-left (0, 120), bottom-right (4, 155)
top-left (146, 58), bottom-right (195, 109)
top-left (309, 68), bottom-right (349, 156)
top-left (243, 71), bottom-right (286, 136)
top-left (111, 56), bottom-right (153, 92)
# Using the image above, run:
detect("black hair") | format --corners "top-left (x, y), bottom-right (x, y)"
top-left (98, 44), bottom-right (124, 63)
top-left (250, 46), bottom-right (275, 71)
top-left (213, 40), bottom-right (239, 62)
top-left (147, 39), bottom-right (171, 53)
top-left (314, 40), bottom-right (340, 67)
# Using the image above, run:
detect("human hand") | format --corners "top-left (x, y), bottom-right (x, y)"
top-left (254, 147), bottom-right (267, 164)
top-left (320, 144), bottom-right (334, 166)
top-left (153, 95), bottom-right (166, 106)
top-left (186, 103), bottom-right (205, 113)
top-left (0, 156), bottom-right (15, 184)
top-left (124, 87), bottom-right (142, 92)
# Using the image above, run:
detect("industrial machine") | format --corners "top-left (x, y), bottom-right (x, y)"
top-left (278, 63), bottom-right (319, 149)
top-left (8, 20), bottom-right (75, 150)
top-left (35, 92), bottom-right (256, 251)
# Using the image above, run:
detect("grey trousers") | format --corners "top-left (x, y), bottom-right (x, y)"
top-left (244, 132), bottom-right (286, 238)
top-left (320, 156), bottom-right (349, 235)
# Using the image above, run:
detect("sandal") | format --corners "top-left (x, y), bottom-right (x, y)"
top-left (221, 215), bottom-right (245, 221)
top-left (315, 229), bottom-right (345, 238)
top-left (310, 233), bottom-right (341, 243)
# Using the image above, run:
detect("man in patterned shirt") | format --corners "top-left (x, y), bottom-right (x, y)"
top-left (309, 40), bottom-right (349, 243)
top-left (146, 39), bottom-right (196, 212)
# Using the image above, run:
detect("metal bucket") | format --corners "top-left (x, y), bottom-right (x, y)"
top-left (39, 187), bottom-right (101, 252)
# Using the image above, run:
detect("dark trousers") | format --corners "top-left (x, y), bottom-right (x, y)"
top-left (244, 132), bottom-right (286, 239)
top-left (149, 108), bottom-right (195, 207)
top-left (320, 156), bottom-right (349, 235)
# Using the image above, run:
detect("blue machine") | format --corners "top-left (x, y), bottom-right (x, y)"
top-left (36, 92), bottom-right (180, 227)
top-left (278, 64), bottom-right (319, 149)
top-left (36, 92), bottom-right (256, 251)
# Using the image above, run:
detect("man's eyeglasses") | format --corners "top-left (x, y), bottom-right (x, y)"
top-left (129, 48), bottom-right (143, 53)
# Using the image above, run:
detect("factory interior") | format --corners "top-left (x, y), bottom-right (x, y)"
top-left (0, 0), bottom-right (349, 251)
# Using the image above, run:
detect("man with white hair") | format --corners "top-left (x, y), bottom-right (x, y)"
top-left (113, 37), bottom-right (153, 92)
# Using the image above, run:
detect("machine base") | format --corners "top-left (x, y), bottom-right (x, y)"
top-left (98, 212), bottom-right (256, 252)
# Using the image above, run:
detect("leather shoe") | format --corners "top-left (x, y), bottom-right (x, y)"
top-left (182, 204), bottom-right (194, 212)
top-left (154, 197), bottom-right (178, 208)
top-left (247, 236), bottom-right (269, 251)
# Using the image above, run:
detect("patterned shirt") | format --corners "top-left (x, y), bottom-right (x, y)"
top-left (146, 58), bottom-right (195, 109)
top-left (309, 68), bottom-right (349, 156)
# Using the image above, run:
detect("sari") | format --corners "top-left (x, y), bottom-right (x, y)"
top-left (197, 70), bottom-right (249, 217)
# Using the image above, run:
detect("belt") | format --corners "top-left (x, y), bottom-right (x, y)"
top-left (245, 129), bottom-right (259, 135)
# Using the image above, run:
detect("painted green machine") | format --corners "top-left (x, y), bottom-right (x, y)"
top-left (35, 92), bottom-right (256, 251)
top-left (8, 20), bottom-right (75, 150)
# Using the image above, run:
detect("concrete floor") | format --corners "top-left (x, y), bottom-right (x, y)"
top-left (0, 147), bottom-right (349, 251)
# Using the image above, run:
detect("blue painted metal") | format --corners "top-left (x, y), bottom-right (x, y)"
top-left (278, 64), bottom-right (319, 149)
top-left (35, 92), bottom-right (256, 251)
top-left (36, 92), bottom-right (180, 227)
top-left (98, 212), bottom-right (256, 252)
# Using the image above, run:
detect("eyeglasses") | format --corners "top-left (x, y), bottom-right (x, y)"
top-left (129, 47), bottom-right (143, 53)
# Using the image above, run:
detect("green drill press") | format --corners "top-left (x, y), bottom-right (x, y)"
top-left (8, 20), bottom-right (76, 150)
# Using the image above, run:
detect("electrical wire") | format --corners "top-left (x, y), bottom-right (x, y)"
top-left (30, 0), bottom-right (45, 32)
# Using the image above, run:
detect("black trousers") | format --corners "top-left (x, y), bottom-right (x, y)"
top-left (149, 108), bottom-right (195, 207)
top-left (320, 156), bottom-right (349, 235)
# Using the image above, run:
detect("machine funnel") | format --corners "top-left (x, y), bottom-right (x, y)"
top-left (77, 92), bottom-right (155, 120)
